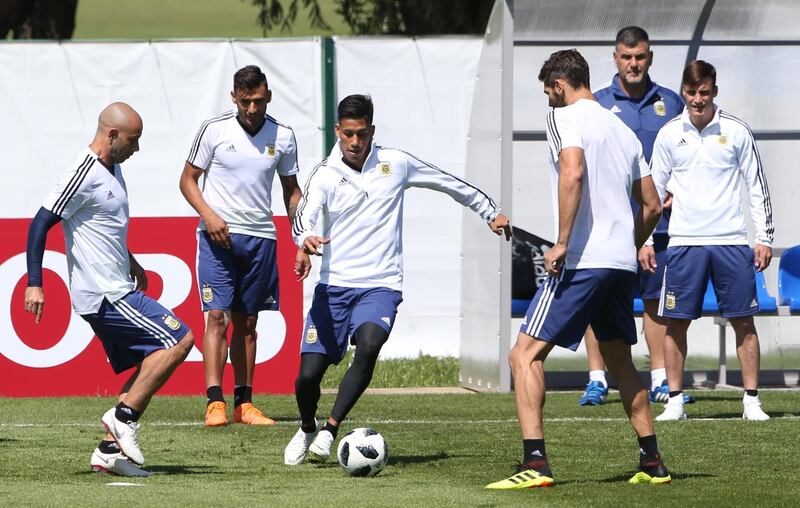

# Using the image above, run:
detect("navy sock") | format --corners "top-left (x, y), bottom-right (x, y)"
top-left (115, 402), bottom-right (141, 423)
top-left (745, 389), bottom-right (759, 397)
top-left (98, 440), bottom-right (119, 454)
top-left (234, 385), bottom-right (252, 407)
top-left (206, 385), bottom-right (224, 405)
top-left (322, 421), bottom-right (339, 439)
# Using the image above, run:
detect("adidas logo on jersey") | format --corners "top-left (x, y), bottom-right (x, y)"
top-left (677, 138), bottom-right (688, 147)
top-left (106, 190), bottom-right (115, 200)
top-left (609, 105), bottom-right (622, 114)
top-left (225, 144), bottom-right (236, 152)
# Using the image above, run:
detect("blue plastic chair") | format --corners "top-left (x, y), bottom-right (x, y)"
top-left (701, 278), bottom-right (720, 313)
top-left (755, 270), bottom-right (778, 313)
top-left (778, 245), bottom-right (800, 311)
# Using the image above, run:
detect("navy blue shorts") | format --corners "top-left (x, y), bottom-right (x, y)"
top-left (197, 231), bottom-right (279, 313)
top-left (637, 235), bottom-right (668, 300)
top-left (301, 284), bottom-right (403, 364)
top-left (81, 291), bottom-right (191, 374)
top-left (659, 245), bottom-right (758, 319)
top-left (520, 268), bottom-right (637, 351)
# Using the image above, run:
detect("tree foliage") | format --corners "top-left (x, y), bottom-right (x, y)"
top-left (1, 0), bottom-right (78, 40)
top-left (248, 0), bottom-right (494, 36)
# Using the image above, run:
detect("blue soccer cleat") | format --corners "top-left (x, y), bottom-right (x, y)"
top-left (578, 381), bottom-right (608, 406)
top-left (649, 380), bottom-right (695, 404)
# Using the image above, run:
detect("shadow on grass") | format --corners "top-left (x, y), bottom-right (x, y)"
top-left (599, 471), bottom-right (716, 483)
top-left (389, 451), bottom-right (450, 466)
top-left (75, 464), bottom-right (223, 476)
top-left (0, 438), bottom-right (18, 443)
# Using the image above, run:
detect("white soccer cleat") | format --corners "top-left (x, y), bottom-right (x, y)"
top-left (655, 399), bottom-right (687, 421)
top-left (90, 448), bottom-right (152, 477)
top-left (307, 429), bottom-right (335, 462)
top-left (102, 407), bottom-right (144, 465)
top-left (284, 422), bottom-right (317, 466)
top-left (743, 394), bottom-right (770, 421)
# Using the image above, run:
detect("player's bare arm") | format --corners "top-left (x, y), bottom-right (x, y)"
top-left (303, 235), bottom-right (330, 256)
top-left (179, 160), bottom-right (232, 249)
top-left (129, 251), bottom-right (148, 291)
top-left (280, 174), bottom-right (302, 224)
top-left (546, 146), bottom-right (584, 275)
top-left (632, 175), bottom-right (662, 254)
top-left (489, 213), bottom-right (513, 240)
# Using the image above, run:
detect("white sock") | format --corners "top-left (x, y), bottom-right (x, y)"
top-left (667, 393), bottom-right (684, 408)
top-left (589, 370), bottom-right (607, 388)
top-left (651, 368), bottom-right (667, 390)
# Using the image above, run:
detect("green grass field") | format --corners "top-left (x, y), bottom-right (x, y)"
top-left (1, 390), bottom-right (798, 506)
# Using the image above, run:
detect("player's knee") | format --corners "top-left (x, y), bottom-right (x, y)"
top-left (353, 323), bottom-right (388, 361)
top-left (729, 316), bottom-right (757, 336)
top-left (205, 310), bottom-right (230, 334)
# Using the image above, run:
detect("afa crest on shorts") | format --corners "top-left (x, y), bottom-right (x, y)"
top-left (305, 326), bottom-right (318, 344)
top-left (202, 285), bottom-right (214, 304)
top-left (163, 314), bottom-right (181, 330)
top-left (665, 291), bottom-right (677, 310)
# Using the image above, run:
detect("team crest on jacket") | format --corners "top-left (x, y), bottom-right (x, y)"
top-left (163, 314), bottom-right (181, 330)
top-left (653, 100), bottom-right (666, 117)
top-left (266, 145), bottom-right (276, 157)
top-left (718, 134), bottom-right (728, 146)
top-left (379, 162), bottom-right (392, 175)
top-left (305, 326), bottom-right (318, 344)
top-left (665, 292), bottom-right (676, 310)
top-left (202, 286), bottom-right (214, 303)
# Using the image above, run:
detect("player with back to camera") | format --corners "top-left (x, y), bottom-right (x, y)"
top-left (486, 49), bottom-right (670, 489)
top-left (24, 102), bottom-right (194, 477)
top-left (578, 25), bottom-right (694, 407)
top-left (180, 65), bottom-right (306, 427)
top-left (283, 94), bottom-right (511, 465)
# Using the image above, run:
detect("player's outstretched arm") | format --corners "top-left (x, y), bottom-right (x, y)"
top-left (488, 213), bottom-right (512, 240)
top-left (179, 161), bottom-right (232, 249)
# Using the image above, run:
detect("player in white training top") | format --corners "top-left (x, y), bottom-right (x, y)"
top-left (651, 61), bottom-right (773, 422)
top-left (283, 94), bottom-right (511, 465)
top-left (486, 49), bottom-right (670, 490)
top-left (180, 65), bottom-right (305, 427)
top-left (25, 103), bottom-right (194, 477)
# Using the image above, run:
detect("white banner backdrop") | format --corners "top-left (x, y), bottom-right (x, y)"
top-left (333, 36), bottom-right (483, 358)
top-left (0, 39), bottom-right (323, 219)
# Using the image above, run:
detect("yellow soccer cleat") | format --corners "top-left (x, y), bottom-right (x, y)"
top-left (629, 459), bottom-right (672, 485)
top-left (204, 401), bottom-right (228, 427)
top-left (233, 403), bottom-right (276, 426)
top-left (485, 466), bottom-right (554, 490)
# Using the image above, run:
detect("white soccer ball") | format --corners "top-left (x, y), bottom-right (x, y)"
top-left (336, 427), bottom-right (388, 477)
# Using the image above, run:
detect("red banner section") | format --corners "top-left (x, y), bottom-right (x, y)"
top-left (0, 217), bottom-right (302, 396)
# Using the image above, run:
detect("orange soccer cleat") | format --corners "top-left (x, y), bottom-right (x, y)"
top-left (204, 401), bottom-right (228, 427)
top-left (233, 403), bottom-right (276, 426)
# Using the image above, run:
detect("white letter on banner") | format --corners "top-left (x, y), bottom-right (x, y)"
top-left (0, 251), bottom-right (94, 368)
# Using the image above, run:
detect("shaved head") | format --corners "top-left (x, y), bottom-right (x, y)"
top-left (97, 102), bottom-right (142, 135)
top-left (91, 102), bottom-right (143, 165)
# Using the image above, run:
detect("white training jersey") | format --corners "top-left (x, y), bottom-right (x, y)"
top-left (650, 106), bottom-right (774, 247)
top-left (187, 111), bottom-right (299, 239)
top-left (41, 148), bottom-right (134, 314)
top-left (545, 99), bottom-right (650, 272)
top-left (293, 142), bottom-right (499, 290)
